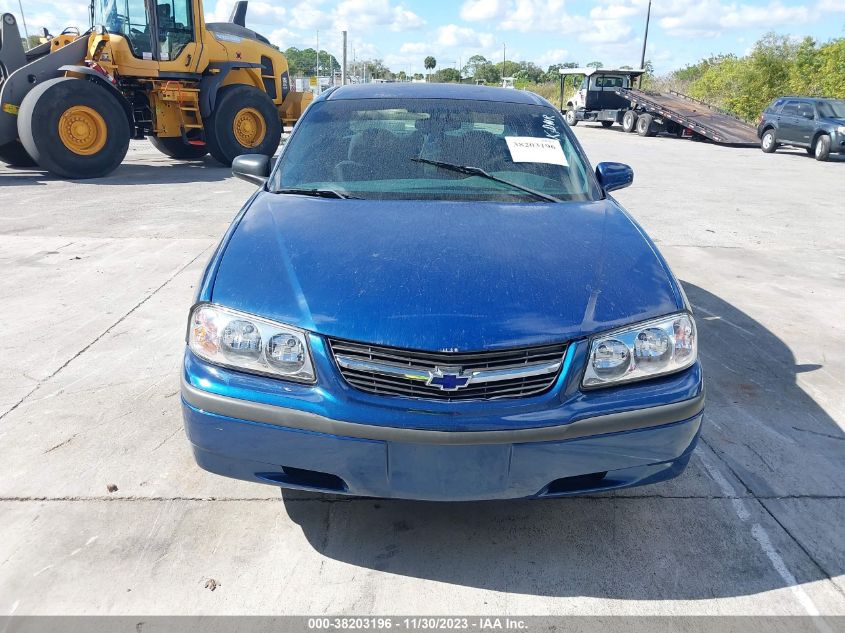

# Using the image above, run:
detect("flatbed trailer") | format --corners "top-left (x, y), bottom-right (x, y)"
top-left (615, 88), bottom-right (760, 147)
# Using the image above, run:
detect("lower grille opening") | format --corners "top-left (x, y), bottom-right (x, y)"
top-left (257, 467), bottom-right (347, 492)
top-left (544, 471), bottom-right (608, 495)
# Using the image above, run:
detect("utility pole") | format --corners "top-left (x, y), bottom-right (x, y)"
top-left (341, 30), bottom-right (347, 85)
top-left (639, 0), bottom-right (651, 87)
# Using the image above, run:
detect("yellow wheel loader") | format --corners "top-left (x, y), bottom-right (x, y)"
top-left (0, 2), bottom-right (312, 178)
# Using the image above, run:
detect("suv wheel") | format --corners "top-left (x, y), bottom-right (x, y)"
top-left (760, 129), bottom-right (777, 153)
top-left (813, 135), bottom-right (831, 162)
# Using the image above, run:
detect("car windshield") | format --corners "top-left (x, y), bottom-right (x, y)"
top-left (818, 101), bottom-right (845, 118)
top-left (271, 98), bottom-right (601, 202)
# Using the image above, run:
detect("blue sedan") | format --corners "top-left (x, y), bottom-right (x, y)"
top-left (181, 83), bottom-right (703, 501)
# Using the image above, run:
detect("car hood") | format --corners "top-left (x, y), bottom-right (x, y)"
top-left (210, 194), bottom-right (683, 350)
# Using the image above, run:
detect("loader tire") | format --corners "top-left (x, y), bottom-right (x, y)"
top-left (149, 135), bottom-right (208, 160)
top-left (205, 85), bottom-right (281, 166)
top-left (0, 140), bottom-right (37, 167)
top-left (18, 77), bottom-right (130, 179)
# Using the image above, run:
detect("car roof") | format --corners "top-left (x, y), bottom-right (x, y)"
top-left (319, 82), bottom-right (550, 106)
top-left (775, 96), bottom-right (843, 103)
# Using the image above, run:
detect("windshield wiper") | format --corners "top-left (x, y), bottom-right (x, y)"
top-left (274, 188), bottom-right (359, 199)
top-left (411, 158), bottom-right (561, 203)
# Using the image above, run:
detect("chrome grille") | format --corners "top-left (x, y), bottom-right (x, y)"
top-left (328, 338), bottom-right (567, 401)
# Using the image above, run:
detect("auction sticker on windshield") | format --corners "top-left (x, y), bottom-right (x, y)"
top-left (505, 137), bottom-right (568, 166)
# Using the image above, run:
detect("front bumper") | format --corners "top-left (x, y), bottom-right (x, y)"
top-left (181, 343), bottom-right (704, 500)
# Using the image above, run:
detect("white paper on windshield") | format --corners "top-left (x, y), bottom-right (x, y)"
top-left (505, 137), bottom-right (568, 166)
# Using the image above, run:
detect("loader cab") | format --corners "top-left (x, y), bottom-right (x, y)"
top-left (91, 0), bottom-right (198, 64)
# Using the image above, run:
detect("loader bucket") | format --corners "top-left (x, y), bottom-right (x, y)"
top-left (280, 91), bottom-right (313, 127)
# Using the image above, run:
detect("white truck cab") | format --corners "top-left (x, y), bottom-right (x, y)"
top-left (559, 68), bottom-right (644, 128)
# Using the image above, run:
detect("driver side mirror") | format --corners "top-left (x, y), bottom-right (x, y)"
top-left (232, 154), bottom-right (271, 186)
top-left (595, 162), bottom-right (634, 192)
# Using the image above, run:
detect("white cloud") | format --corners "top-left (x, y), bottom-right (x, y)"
top-left (333, 0), bottom-right (424, 31)
top-left (436, 24), bottom-right (494, 48)
top-left (649, 0), bottom-right (812, 38)
top-left (536, 48), bottom-right (571, 68)
top-left (460, 0), bottom-right (503, 21)
top-left (720, 2), bottom-right (809, 28)
top-left (817, 0), bottom-right (845, 11)
top-left (400, 41), bottom-right (430, 54)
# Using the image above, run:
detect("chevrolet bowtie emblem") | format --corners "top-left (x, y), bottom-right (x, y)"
top-left (426, 367), bottom-right (471, 391)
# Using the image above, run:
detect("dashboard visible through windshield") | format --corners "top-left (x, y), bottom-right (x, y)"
top-left (271, 98), bottom-right (601, 202)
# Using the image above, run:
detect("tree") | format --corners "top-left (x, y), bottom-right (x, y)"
top-left (478, 63), bottom-right (501, 84)
top-left (22, 34), bottom-right (42, 50)
top-left (434, 67), bottom-right (461, 82)
top-left (424, 56), bottom-right (436, 81)
top-left (586, 61), bottom-right (603, 69)
top-left (284, 47), bottom-right (340, 76)
top-left (398, 70), bottom-right (407, 81)
top-left (364, 59), bottom-right (392, 80)
top-left (511, 61), bottom-right (544, 83)
top-left (463, 54), bottom-right (489, 81)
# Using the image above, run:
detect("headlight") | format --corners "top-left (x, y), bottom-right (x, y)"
top-left (188, 304), bottom-right (315, 383)
top-left (582, 313), bottom-right (697, 388)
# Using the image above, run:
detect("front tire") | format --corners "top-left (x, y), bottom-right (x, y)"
top-left (622, 110), bottom-right (638, 133)
top-left (17, 77), bottom-right (130, 179)
top-left (636, 113), bottom-right (656, 137)
top-left (0, 140), bottom-right (37, 167)
top-left (205, 85), bottom-right (282, 166)
top-left (149, 135), bottom-right (208, 160)
top-left (760, 129), bottom-right (777, 153)
top-left (813, 135), bottom-right (831, 161)
top-left (565, 109), bottom-right (578, 126)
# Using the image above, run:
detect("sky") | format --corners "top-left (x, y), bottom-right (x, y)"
top-left (2, 0), bottom-right (844, 75)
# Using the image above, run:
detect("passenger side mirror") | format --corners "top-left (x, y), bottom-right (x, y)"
top-left (802, 111), bottom-right (815, 120)
top-left (595, 162), bottom-right (634, 192)
top-left (232, 154), bottom-right (271, 186)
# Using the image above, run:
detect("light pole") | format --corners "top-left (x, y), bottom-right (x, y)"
top-left (341, 31), bottom-right (347, 85)
top-left (17, 0), bottom-right (30, 49)
top-left (638, 0), bottom-right (651, 86)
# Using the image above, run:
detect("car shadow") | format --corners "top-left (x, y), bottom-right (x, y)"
top-left (0, 158), bottom-right (232, 186)
top-left (770, 148), bottom-right (845, 163)
top-left (281, 282), bottom-right (843, 600)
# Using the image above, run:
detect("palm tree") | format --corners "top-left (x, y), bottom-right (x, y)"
top-left (424, 56), bottom-right (436, 82)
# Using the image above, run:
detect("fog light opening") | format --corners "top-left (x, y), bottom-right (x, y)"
top-left (544, 471), bottom-right (608, 495)
top-left (257, 466), bottom-right (348, 492)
